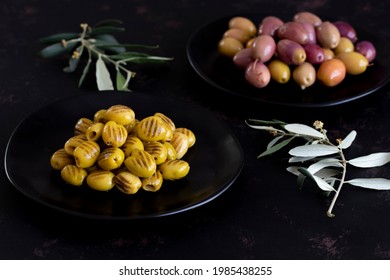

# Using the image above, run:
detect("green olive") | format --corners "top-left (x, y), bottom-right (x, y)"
top-left (163, 142), bottom-right (177, 161)
top-left (97, 147), bottom-right (125, 170)
top-left (268, 59), bottom-right (291, 84)
top-left (336, 51), bottom-right (368, 75)
top-left (144, 141), bottom-right (168, 165)
top-left (121, 136), bottom-right (144, 157)
top-left (74, 117), bottom-right (93, 135)
top-left (136, 116), bottom-right (167, 142)
top-left (104, 105), bottom-right (135, 126)
top-left (333, 37), bottom-right (354, 55)
top-left (218, 37), bottom-right (243, 58)
top-left (102, 120), bottom-right (128, 148)
top-left (60, 164), bottom-right (88, 186)
top-left (158, 160), bottom-right (190, 181)
top-left (86, 170), bottom-right (115, 191)
top-left (114, 171), bottom-right (142, 194)
top-left (124, 149), bottom-right (156, 178)
top-left (50, 148), bottom-right (74, 170)
top-left (73, 140), bottom-right (100, 168)
top-left (141, 170), bottom-right (163, 192)
top-left (85, 122), bottom-right (104, 142)
top-left (170, 132), bottom-right (189, 159)
top-left (229, 16), bottom-right (257, 37)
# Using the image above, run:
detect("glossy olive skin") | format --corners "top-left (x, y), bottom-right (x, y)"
top-left (124, 149), bottom-right (156, 178)
top-left (97, 147), bottom-right (125, 170)
top-left (170, 131), bottom-right (189, 159)
top-left (293, 11), bottom-right (322, 27)
top-left (245, 60), bottom-right (271, 88)
top-left (317, 58), bottom-right (346, 87)
top-left (300, 22), bottom-right (317, 44)
top-left (336, 51), bottom-right (368, 75)
top-left (224, 28), bottom-right (252, 44)
top-left (114, 171), bottom-right (142, 194)
top-left (85, 122), bottom-right (104, 142)
top-left (50, 148), bottom-right (74, 170)
top-left (333, 37), bottom-right (354, 54)
top-left (60, 164), bottom-right (88, 186)
top-left (136, 116), bottom-right (167, 142)
top-left (251, 34), bottom-right (276, 63)
top-left (292, 62), bottom-right (316, 90)
top-left (276, 39), bottom-right (306, 65)
top-left (74, 117), bottom-right (93, 135)
top-left (233, 48), bottom-right (254, 69)
top-left (277, 22), bottom-right (309, 45)
top-left (144, 141), bottom-right (168, 165)
top-left (229, 16), bottom-right (257, 37)
top-left (356, 41), bottom-right (376, 63)
top-left (102, 121), bottom-right (128, 148)
top-left (175, 128), bottom-right (196, 148)
top-left (316, 21), bottom-right (340, 49)
top-left (304, 44), bottom-right (325, 64)
top-left (258, 16), bottom-right (284, 36)
top-left (73, 140), bottom-right (100, 168)
top-left (86, 170), bottom-right (115, 191)
top-left (268, 59), bottom-right (291, 84)
top-left (163, 142), bottom-right (177, 160)
top-left (104, 105), bottom-right (135, 126)
top-left (121, 136), bottom-right (144, 157)
top-left (141, 170), bottom-right (164, 192)
top-left (158, 160), bottom-right (190, 181)
top-left (218, 37), bottom-right (243, 57)
top-left (333, 21), bottom-right (357, 42)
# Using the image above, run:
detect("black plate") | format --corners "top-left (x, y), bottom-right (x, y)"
top-left (4, 92), bottom-right (244, 220)
top-left (187, 14), bottom-right (390, 107)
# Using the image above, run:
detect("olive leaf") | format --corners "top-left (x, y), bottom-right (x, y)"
top-left (298, 167), bottom-right (336, 192)
top-left (116, 69), bottom-right (131, 91)
top-left (39, 41), bottom-right (77, 58)
top-left (338, 130), bottom-right (357, 149)
top-left (345, 178), bottom-right (390, 190)
top-left (39, 32), bottom-right (79, 44)
top-left (284, 123), bottom-right (325, 139)
top-left (289, 144), bottom-right (339, 157)
top-left (95, 55), bottom-right (114, 90)
top-left (258, 136), bottom-right (295, 158)
top-left (348, 152), bottom-right (390, 168)
top-left (307, 158), bottom-right (343, 174)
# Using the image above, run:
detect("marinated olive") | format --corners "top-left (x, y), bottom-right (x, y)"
top-left (293, 11), bottom-right (322, 27)
top-left (85, 122), bottom-right (104, 142)
top-left (268, 60), bottom-right (291, 84)
top-left (251, 34), bottom-right (276, 63)
top-left (124, 149), bottom-right (156, 178)
top-left (276, 39), bottom-right (306, 65)
top-left (158, 160), bottom-right (190, 181)
top-left (317, 58), bottom-right (346, 87)
top-left (333, 37), bottom-right (354, 55)
top-left (114, 171), bottom-right (142, 194)
top-left (163, 142), bottom-right (177, 161)
top-left (86, 170), bottom-right (115, 191)
top-left (97, 147), bottom-right (125, 170)
top-left (323, 48), bottom-right (335, 61)
top-left (144, 141), bottom-right (168, 165)
top-left (121, 136), bottom-right (144, 157)
top-left (333, 21), bottom-right (357, 42)
top-left (233, 48), bottom-right (254, 69)
top-left (258, 16), bottom-right (284, 36)
top-left (170, 131), bottom-right (189, 160)
top-left (277, 22), bottom-right (309, 45)
top-left (102, 120), bottom-right (128, 148)
top-left (94, 109), bottom-right (107, 123)
top-left (292, 62), bottom-right (316, 90)
top-left (104, 105), bottom-right (135, 126)
top-left (229, 16), bottom-right (257, 37)
top-left (73, 140), bottom-right (100, 168)
top-left (136, 116), bottom-right (167, 142)
top-left (316, 21), bottom-right (340, 49)
top-left (223, 28), bottom-right (252, 44)
top-left (304, 44), bottom-right (325, 64)
top-left (141, 170), bottom-right (164, 192)
top-left (218, 37), bottom-right (243, 58)
top-left (175, 128), bottom-right (196, 148)
top-left (356, 41), bottom-right (376, 63)
top-left (50, 148), bottom-right (74, 170)
top-left (64, 134), bottom-right (87, 156)
top-left (60, 164), bottom-right (88, 186)
top-left (245, 60), bottom-right (271, 88)
top-left (74, 117), bottom-right (93, 135)
top-left (336, 51), bottom-right (368, 75)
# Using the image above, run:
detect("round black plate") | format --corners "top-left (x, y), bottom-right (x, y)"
top-left (4, 92), bottom-right (244, 220)
top-left (187, 14), bottom-right (390, 107)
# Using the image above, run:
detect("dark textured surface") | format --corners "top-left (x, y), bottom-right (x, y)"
top-left (1, 0), bottom-right (390, 259)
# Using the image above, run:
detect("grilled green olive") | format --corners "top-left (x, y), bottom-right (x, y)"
top-left (85, 122), bottom-right (104, 142)
top-left (64, 134), bottom-right (88, 156)
top-left (74, 117), bottom-right (93, 135)
top-left (60, 164), bottom-right (88, 186)
top-left (86, 170), bottom-right (115, 191)
top-left (155, 112), bottom-right (175, 141)
top-left (97, 147), bottom-right (125, 170)
top-left (102, 120), bottom-right (128, 148)
top-left (104, 105), bottom-right (135, 126)
top-left (175, 128), bottom-right (196, 148)
top-left (144, 141), bottom-right (168, 165)
top-left (121, 136), bottom-right (144, 157)
top-left (141, 170), bottom-right (163, 192)
top-left (124, 149), bottom-right (156, 178)
top-left (163, 142), bottom-right (177, 161)
top-left (50, 148), bottom-right (74, 170)
top-left (94, 109), bottom-right (107, 123)
top-left (136, 116), bottom-right (167, 142)
top-left (158, 160), bottom-right (190, 181)
top-left (170, 132), bottom-right (189, 159)
top-left (114, 171), bottom-right (142, 194)
top-left (73, 140), bottom-right (100, 168)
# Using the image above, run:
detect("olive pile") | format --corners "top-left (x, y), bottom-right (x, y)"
top-left (50, 104), bottom-right (196, 195)
top-left (217, 11), bottom-right (376, 89)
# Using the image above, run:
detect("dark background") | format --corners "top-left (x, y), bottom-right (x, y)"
top-left (1, 0), bottom-right (390, 259)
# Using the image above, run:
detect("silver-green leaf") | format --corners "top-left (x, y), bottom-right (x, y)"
top-left (307, 158), bottom-right (343, 174)
top-left (345, 178), bottom-right (390, 190)
top-left (95, 55), bottom-right (114, 90)
top-left (348, 152), bottom-right (390, 168)
top-left (284, 123), bottom-right (324, 139)
top-left (289, 144), bottom-right (339, 157)
top-left (338, 130), bottom-right (357, 149)
top-left (258, 136), bottom-right (294, 158)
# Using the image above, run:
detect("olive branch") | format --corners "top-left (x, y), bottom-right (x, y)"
top-left (38, 19), bottom-right (173, 91)
top-left (246, 119), bottom-right (390, 217)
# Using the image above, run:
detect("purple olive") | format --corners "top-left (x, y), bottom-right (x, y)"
top-left (277, 22), bottom-right (309, 45)
top-left (355, 40), bottom-right (376, 63)
top-left (304, 44), bottom-right (325, 64)
top-left (258, 16), bottom-right (284, 36)
top-left (233, 48), bottom-right (254, 69)
top-left (251, 34), bottom-right (276, 63)
top-left (276, 39), bottom-right (306, 65)
top-left (245, 60), bottom-right (271, 88)
top-left (300, 22), bottom-right (317, 44)
top-left (333, 21), bottom-right (357, 43)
